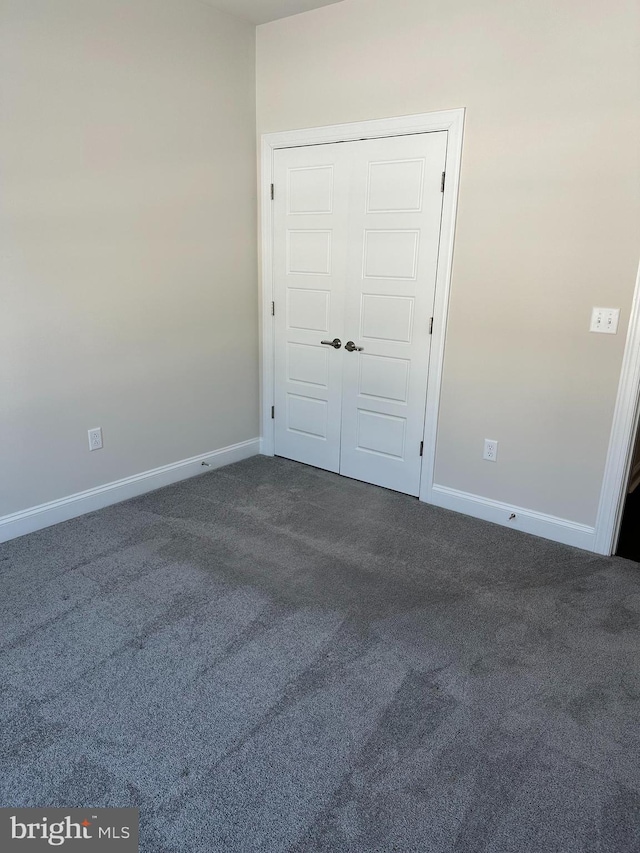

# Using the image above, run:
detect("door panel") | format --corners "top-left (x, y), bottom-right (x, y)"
top-left (362, 229), bottom-right (420, 279)
top-left (339, 133), bottom-right (448, 496)
top-left (273, 144), bottom-right (350, 471)
top-left (358, 353), bottom-right (410, 404)
top-left (360, 293), bottom-right (415, 342)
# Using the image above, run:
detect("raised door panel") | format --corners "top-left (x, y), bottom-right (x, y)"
top-left (360, 294), bottom-right (415, 343)
top-left (288, 166), bottom-right (334, 214)
top-left (287, 231), bottom-right (332, 276)
top-left (366, 159), bottom-right (425, 213)
top-left (362, 230), bottom-right (420, 280)
top-left (287, 343), bottom-right (329, 389)
top-left (358, 354), bottom-right (410, 404)
top-left (356, 410), bottom-right (407, 459)
top-left (287, 289), bottom-right (331, 332)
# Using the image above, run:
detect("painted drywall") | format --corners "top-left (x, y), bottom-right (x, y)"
top-left (256, 0), bottom-right (640, 525)
top-left (1, 0), bottom-right (258, 517)
top-left (206, 0), bottom-right (344, 25)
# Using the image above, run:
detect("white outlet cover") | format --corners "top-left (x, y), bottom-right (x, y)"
top-left (88, 427), bottom-right (103, 451)
top-left (590, 307), bottom-right (620, 334)
top-left (483, 438), bottom-right (498, 461)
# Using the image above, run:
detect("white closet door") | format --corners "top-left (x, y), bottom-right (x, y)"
top-left (339, 132), bottom-right (448, 495)
top-left (273, 143), bottom-right (350, 471)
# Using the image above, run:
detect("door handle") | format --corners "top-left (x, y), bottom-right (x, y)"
top-left (345, 341), bottom-right (364, 352)
top-left (321, 338), bottom-right (342, 349)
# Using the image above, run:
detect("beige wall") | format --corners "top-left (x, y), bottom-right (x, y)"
top-left (257, 0), bottom-right (640, 525)
top-left (1, 0), bottom-right (258, 517)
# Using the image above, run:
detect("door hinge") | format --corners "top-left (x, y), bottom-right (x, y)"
top-left (441, 172), bottom-right (445, 193)
top-left (271, 405), bottom-right (275, 419)
top-left (419, 441), bottom-right (424, 457)
top-left (271, 301), bottom-right (275, 316)
top-left (270, 183), bottom-right (274, 200)
top-left (429, 317), bottom-right (434, 335)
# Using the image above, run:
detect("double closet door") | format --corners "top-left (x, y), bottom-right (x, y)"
top-left (273, 131), bottom-right (447, 497)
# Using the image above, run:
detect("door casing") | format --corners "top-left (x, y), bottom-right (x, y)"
top-left (259, 109), bottom-right (465, 505)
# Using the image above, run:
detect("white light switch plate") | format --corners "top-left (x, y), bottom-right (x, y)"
top-left (590, 307), bottom-right (620, 334)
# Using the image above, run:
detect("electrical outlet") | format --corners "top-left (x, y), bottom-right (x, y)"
top-left (483, 439), bottom-right (498, 461)
top-left (590, 307), bottom-right (620, 334)
top-left (88, 427), bottom-right (103, 451)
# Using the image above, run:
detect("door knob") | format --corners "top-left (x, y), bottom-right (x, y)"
top-left (345, 341), bottom-right (364, 352)
top-left (321, 338), bottom-right (342, 349)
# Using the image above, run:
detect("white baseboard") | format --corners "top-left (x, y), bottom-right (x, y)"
top-left (428, 484), bottom-right (597, 552)
top-left (0, 438), bottom-right (260, 545)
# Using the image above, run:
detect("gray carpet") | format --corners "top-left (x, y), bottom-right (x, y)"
top-left (1, 456), bottom-right (640, 852)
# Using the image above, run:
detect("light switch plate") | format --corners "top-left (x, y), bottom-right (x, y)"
top-left (590, 307), bottom-right (620, 334)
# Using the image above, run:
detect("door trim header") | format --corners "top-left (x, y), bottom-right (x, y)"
top-left (259, 108), bottom-right (465, 506)
top-left (263, 108), bottom-right (465, 150)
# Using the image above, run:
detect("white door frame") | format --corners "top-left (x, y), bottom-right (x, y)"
top-left (594, 259), bottom-right (640, 555)
top-left (259, 108), bottom-right (465, 502)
